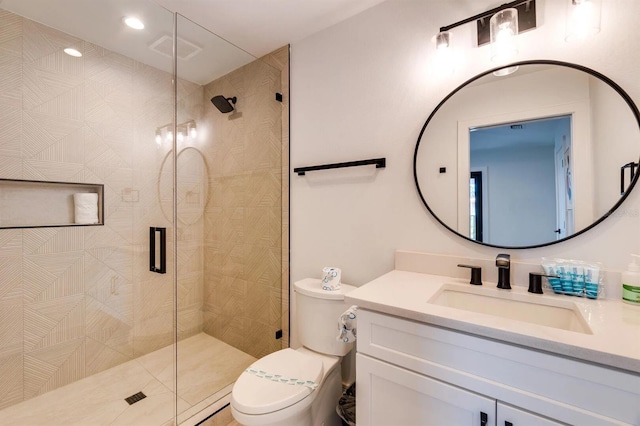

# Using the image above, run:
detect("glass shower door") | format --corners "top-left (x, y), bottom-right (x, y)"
top-left (0, 0), bottom-right (178, 424)
top-left (174, 14), bottom-right (286, 424)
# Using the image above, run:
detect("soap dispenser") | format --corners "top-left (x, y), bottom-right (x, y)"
top-left (622, 254), bottom-right (640, 305)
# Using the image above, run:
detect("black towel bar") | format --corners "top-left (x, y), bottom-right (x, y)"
top-left (294, 158), bottom-right (386, 176)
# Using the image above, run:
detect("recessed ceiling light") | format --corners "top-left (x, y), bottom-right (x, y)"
top-left (63, 48), bottom-right (82, 57)
top-left (124, 16), bottom-right (145, 30)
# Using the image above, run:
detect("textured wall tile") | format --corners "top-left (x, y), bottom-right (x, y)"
top-left (22, 20), bottom-right (81, 64)
top-left (0, 229), bottom-right (22, 257)
top-left (0, 297), bottom-right (22, 357)
top-left (0, 353), bottom-right (23, 410)
top-left (23, 252), bottom-right (84, 303)
top-left (23, 227), bottom-right (83, 255)
top-left (23, 337), bottom-right (85, 399)
top-left (245, 245), bottom-right (281, 288)
top-left (0, 106), bottom-right (21, 160)
top-left (24, 294), bottom-right (84, 351)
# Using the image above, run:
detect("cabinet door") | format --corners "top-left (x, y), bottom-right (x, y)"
top-left (357, 354), bottom-right (495, 426)
top-left (497, 402), bottom-right (564, 426)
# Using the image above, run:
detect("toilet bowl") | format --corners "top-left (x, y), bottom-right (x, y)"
top-left (231, 279), bottom-right (356, 426)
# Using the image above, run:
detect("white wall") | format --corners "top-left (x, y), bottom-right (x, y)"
top-left (289, 0), bottom-right (640, 342)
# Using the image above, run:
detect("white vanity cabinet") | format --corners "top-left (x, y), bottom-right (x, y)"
top-left (356, 310), bottom-right (639, 426)
top-left (497, 403), bottom-right (563, 426)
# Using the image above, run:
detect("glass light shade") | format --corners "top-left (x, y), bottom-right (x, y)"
top-left (166, 130), bottom-right (173, 142)
top-left (155, 130), bottom-right (162, 145)
top-left (490, 8), bottom-right (519, 62)
top-left (189, 125), bottom-right (197, 138)
top-left (435, 31), bottom-right (450, 50)
top-left (566, 0), bottom-right (601, 41)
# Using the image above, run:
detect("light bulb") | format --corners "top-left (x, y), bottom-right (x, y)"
top-left (155, 130), bottom-right (162, 145)
top-left (189, 125), bottom-right (197, 139)
top-left (177, 131), bottom-right (184, 142)
top-left (166, 131), bottom-right (173, 142)
top-left (490, 8), bottom-right (519, 63)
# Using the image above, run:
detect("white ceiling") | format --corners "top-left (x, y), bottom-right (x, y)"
top-left (153, 0), bottom-right (389, 58)
top-left (0, 0), bottom-right (387, 84)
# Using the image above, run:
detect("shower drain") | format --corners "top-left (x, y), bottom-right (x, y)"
top-left (125, 391), bottom-right (147, 405)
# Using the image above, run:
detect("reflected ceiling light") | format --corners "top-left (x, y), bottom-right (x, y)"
top-left (63, 47), bottom-right (82, 57)
top-left (434, 0), bottom-right (536, 67)
top-left (566, 0), bottom-right (601, 41)
top-left (493, 65), bottom-right (519, 77)
top-left (188, 122), bottom-right (197, 139)
top-left (155, 120), bottom-right (197, 146)
top-left (123, 16), bottom-right (145, 30)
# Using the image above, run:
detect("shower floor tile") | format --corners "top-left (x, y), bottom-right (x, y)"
top-left (0, 333), bottom-right (256, 426)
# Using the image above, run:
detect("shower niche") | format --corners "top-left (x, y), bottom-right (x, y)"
top-left (0, 178), bottom-right (103, 229)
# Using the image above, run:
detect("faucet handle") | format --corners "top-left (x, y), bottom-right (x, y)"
top-left (457, 264), bottom-right (482, 286)
top-left (528, 272), bottom-right (559, 294)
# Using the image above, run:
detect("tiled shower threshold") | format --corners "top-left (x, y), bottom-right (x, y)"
top-left (0, 333), bottom-right (256, 426)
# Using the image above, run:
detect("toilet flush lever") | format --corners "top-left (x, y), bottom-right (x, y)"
top-left (457, 264), bottom-right (482, 285)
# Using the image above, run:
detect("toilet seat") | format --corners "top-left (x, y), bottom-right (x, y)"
top-left (232, 348), bottom-right (324, 415)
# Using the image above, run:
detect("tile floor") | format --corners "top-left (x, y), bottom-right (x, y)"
top-left (0, 333), bottom-right (256, 426)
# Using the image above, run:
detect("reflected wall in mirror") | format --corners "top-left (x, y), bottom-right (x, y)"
top-left (414, 61), bottom-right (640, 248)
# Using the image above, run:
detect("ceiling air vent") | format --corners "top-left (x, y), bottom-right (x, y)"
top-left (149, 35), bottom-right (203, 61)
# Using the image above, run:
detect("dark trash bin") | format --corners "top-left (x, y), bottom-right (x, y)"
top-left (336, 382), bottom-right (356, 426)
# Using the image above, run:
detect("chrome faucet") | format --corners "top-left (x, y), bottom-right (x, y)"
top-left (496, 253), bottom-right (511, 290)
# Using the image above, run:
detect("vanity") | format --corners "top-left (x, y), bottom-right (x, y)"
top-left (349, 57), bottom-right (640, 425)
top-left (346, 262), bottom-right (640, 426)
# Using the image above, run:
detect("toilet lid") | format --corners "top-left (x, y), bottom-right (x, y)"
top-left (232, 348), bottom-right (324, 415)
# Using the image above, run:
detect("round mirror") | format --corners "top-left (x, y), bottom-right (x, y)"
top-left (414, 60), bottom-right (640, 249)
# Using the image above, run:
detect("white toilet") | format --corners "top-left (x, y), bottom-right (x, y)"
top-left (230, 278), bottom-right (356, 426)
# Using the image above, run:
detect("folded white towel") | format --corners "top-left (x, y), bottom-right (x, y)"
top-left (337, 305), bottom-right (358, 343)
top-left (74, 193), bottom-right (99, 224)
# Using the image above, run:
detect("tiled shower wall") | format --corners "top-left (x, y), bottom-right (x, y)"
top-left (0, 9), bottom-right (205, 409)
top-left (0, 7), bottom-right (288, 411)
top-left (201, 51), bottom-right (285, 359)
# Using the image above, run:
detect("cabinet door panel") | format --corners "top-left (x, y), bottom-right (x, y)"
top-left (357, 354), bottom-right (495, 426)
top-left (498, 402), bottom-right (564, 426)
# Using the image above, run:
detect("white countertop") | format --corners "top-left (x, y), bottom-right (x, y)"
top-left (345, 270), bottom-right (640, 374)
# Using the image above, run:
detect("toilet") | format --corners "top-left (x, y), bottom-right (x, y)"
top-left (231, 278), bottom-right (356, 426)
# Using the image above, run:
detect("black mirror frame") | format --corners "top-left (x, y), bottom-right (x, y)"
top-left (413, 60), bottom-right (640, 249)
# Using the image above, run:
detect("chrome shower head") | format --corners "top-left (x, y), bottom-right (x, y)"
top-left (211, 95), bottom-right (236, 113)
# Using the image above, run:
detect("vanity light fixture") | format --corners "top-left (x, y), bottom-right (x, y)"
top-left (434, 0), bottom-right (536, 68)
top-left (565, 0), bottom-right (601, 41)
top-left (123, 16), bottom-right (145, 30)
top-left (63, 47), bottom-right (82, 57)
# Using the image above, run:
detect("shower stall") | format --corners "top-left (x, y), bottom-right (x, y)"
top-left (0, 1), bottom-right (289, 424)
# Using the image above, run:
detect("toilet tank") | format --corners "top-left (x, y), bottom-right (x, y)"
top-left (294, 278), bottom-right (356, 356)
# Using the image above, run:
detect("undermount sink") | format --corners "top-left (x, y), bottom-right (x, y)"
top-left (428, 284), bottom-right (592, 334)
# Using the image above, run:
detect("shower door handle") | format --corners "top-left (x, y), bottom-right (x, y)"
top-left (149, 227), bottom-right (167, 274)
